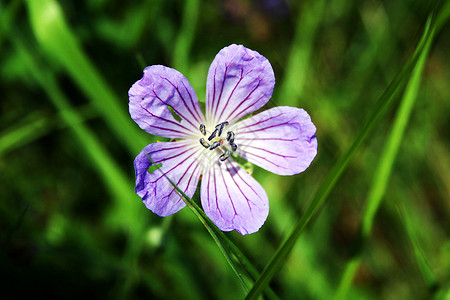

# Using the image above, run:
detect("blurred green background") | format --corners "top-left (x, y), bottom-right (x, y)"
top-left (1, 0), bottom-right (449, 299)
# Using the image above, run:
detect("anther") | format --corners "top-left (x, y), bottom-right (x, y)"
top-left (199, 138), bottom-right (210, 149)
top-left (208, 129), bottom-right (218, 141)
top-left (210, 141), bottom-right (221, 150)
top-left (219, 150), bottom-right (231, 161)
top-left (230, 142), bottom-right (237, 152)
top-left (199, 124), bottom-right (206, 135)
top-left (226, 131), bottom-right (235, 143)
top-left (217, 121), bottom-right (229, 136)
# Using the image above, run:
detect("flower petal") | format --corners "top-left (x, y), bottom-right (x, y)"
top-left (134, 141), bottom-right (203, 216)
top-left (200, 159), bottom-right (269, 235)
top-left (205, 44), bottom-right (275, 125)
top-left (129, 65), bottom-right (205, 138)
top-left (233, 106), bottom-right (318, 175)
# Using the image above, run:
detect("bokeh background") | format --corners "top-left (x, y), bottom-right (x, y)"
top-left (1, 0), bottom-right (449, 299)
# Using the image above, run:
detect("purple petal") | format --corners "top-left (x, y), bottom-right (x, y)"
top-left (200, 159), bottom-right (269, 235)
top-left (205, 44), bottom-right (275, 125)
top-left (129, 65), bottom-right (205, 138)
top-left (234, 106), bottom-right (317, 175)
top-left (134, 141), bottom-right (203, 216)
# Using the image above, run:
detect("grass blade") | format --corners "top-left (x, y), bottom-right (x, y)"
top-left (25, 0), bottom-right (148, 154)
top-left (334, 16), bottom-right (436, 300)
top-left (151, 159), bottom-right (280, 299)
top-left (172, 0), bottom-right (199, 73)
top-left (245, 13), bottom-right (436, 300)
top-left (0, 113), bottom-right (50, 156)
top-left (13, 37), bottom-right (146, 234)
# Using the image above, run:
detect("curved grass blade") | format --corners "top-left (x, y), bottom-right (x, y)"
top-left (14, 37), bottom-right (151, 297)
top-left (25, 0), bottom-right (148, 154)
top-left (150, 158), bottom-right (280, 300)
top-left (245, 13), bottom-right (437, 300)
top-left (396, 200), bottom-right (439, 294)
top-left (0, 105), bottom-right (98, 157)
top-left (0, 113), bottom-right (51, 156)
top-left (172, 0), bottom-right (199, 73)
top-left (334, 16), bottom-right (437, 300)
top-left (276, 0), bottom-right (325, 105)
top-left (150, 163), bottom-right (248, 291)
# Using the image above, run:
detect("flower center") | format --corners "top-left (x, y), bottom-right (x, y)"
top-left (198, 122), bottom-right (238, 162)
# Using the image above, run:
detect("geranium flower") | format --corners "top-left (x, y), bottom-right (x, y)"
top-left (129, 44), bottom-right (317, 234)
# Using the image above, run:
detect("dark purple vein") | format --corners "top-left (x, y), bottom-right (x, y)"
top-left (166, 153), bottom-right (201, 201)
top-left (152, 145), bottom-right (196, 165)
top-left (181, 80), bottom-right (205, 123)
top-left (228, 161), bottom-right (261, 206)
top-left (150, 147), bottom-right (197, 183)
top-left (238, 137), bottom-right (298, 142)
top-left (216, 68), bottom-right (244, 122)
top-left (244, 151), bottom-right (287, 169)
top-left (237, 112), bottom-right (285, 131)
top-left (237, 116), bottom-right (296, 135)
top-left (213, 64), bottom-right (229, 121)
top-left (213, 166), bottom-right (224, 219)
top-left (161, 76), bottom-right (202, 126)
top-left (225, 161), bottom-right (254, 214)
top-left (224, 79), bottom-right (262, 122)
top-left (138, 103), bottom-right (191, 133)
top-left (241, 145), bottom-right (297, 159)
top-left (219, 164), bottom-right (238, 219)
top-left (152, 89), bottom-right (198, 132)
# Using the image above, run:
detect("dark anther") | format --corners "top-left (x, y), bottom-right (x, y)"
top-left (226, 131), bottom-right (235, 143)
top-left (199, 138), bottom-right (210, 149)
top-left (210, 141), bottom-right (221, 150)
top-left (219, 150), bottom-right (231, 161)
top-left (207, 129), bottom-right (218, 141)
top-left (230, 142), bottom-right (237, 152)
top-left (216, 121), bottom-right (229, 136)
top-left (199, 124), bottom-right (206, 135)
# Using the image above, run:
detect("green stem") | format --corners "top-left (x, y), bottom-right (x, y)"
top-left (245, 12), bottom-right (435, 300)
top-left (334, 17), bottom-right (436, 300)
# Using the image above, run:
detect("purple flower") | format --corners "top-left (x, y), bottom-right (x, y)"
top-left (129, 44), bottom-right (317, 235)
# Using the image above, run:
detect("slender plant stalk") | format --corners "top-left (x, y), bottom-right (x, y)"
top-left (244, 12), bottom-right (437, 300)
top-left (25, 0), bottom-right (148, 154)
top-left (150, 158), bottom-right (280, 300)
top-left (334, 17), bottom-right (436, 300)
top-left (15, 37), bottom-right (151, 298)
top-left (173, 0), bottom-right (199, 74)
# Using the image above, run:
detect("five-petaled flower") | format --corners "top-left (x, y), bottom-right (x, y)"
top-left (129, 44), bottom-right (317, 235)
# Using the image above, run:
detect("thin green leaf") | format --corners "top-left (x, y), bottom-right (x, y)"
top-left (0, 113), bottom-right (50, 156)
top-left (14, 37), bottom-right (150, 297)
top-left (245, 13), bottom-right (437, 300)
top-left (396, 200), bottom-right (438, 292)
top-left (151, 164), bottom-right (248, 292)
top-left (150, 156), bottom-right (280, 300)
top-left (0, 106), bottom-right (97, 157)
top-left (25, 0), bottom-right (148, 154)
top-left (276, 0), bottom-right (325, 105)
top-left (13, 37), bottom-right (147, 234)
top-left (172, 0), bottom-right (199, 73)
top-left (335, 16), bottom-right (436, 300)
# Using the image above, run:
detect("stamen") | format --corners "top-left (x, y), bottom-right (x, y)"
top-left (199, 138), bottom-right (210, 149)
top-left (230, 142), bottom-right (237, 152)
top-left (226, 131), bottom-right (235, 143)
top-left (210, 141), bottom-right (221, 150)
top-left (219, 150), bottom-right (231, 161)
top-left (208, 129), bottom-right (218, 141)
top-left (199, 124), bottom-right (206, 135)
top-left (217, 121), bottom-right (229, 136)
